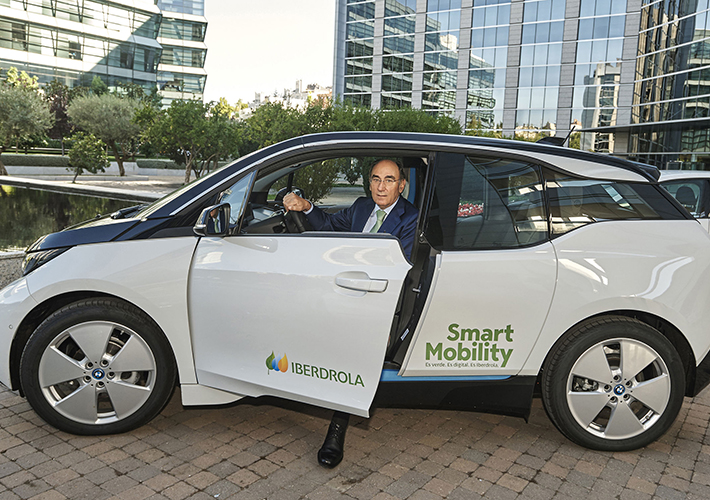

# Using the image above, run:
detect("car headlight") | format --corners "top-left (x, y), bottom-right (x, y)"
top-left (22, 248), bottom-right (70, 276)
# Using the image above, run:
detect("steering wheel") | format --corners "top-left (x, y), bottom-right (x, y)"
top-left (284, 210), bottom-right (309, 233)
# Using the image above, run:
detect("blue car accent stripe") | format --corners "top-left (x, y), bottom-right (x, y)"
top-left (379, 369), bottom-right (510, 382)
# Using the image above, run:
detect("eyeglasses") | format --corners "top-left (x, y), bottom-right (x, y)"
top-left (370, 177), bottom-right (401, 186)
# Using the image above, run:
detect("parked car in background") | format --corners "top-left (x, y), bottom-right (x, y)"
top-left (2, 132), bottom-right (710, 453)
top-left (659, 170), bottom-right (710, 231)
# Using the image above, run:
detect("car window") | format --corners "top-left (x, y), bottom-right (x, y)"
top-left (427, 153), bottom-right (547, 250)
top-left (662, 179), bottom-right (710, 218)
top-left (242, 155), bottom-right (426, 234)
top-left (218, 172), bottom-right (254, 226)
top-left (546, 170), bottom-right (686, 235)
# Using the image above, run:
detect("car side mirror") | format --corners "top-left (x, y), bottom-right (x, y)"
top-left (194, 203), bottom-right (231, 237)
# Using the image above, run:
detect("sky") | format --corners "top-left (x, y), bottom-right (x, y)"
top-left (202, 0), bottom-right (336, 105)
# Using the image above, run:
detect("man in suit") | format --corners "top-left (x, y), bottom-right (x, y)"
top-left (283, 159), bottom-right (419, 468)
top-left (283, 159), bottom-right (418, 260)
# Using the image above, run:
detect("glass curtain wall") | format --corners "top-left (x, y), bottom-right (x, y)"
top-left (631, 0), bottom-right (710, 168)
top-left (467, 0), bottom-right (510, 131)
top-left (573, 0), bottom-right (626, 152)
top-left (422, 0), bottom-right (461, 114)
top-left (381, 0), bottom-right (416, 109)
top-left (344, 0), bottom-right (375, 106)
top-left (0, 0), bottom-right (161, 90)
top-left (516, 0), bottom-right (565, 138)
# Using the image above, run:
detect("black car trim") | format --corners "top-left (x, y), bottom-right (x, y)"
top-left (372, 374), bottom-right (537, 420)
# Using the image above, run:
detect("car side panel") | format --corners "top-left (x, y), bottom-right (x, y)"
top-left (400, 242), bottom-right (557, 376)
top-left (520, 220), bottom-right (710, 375)
top-left (22, 239), bottom-right (200, 384)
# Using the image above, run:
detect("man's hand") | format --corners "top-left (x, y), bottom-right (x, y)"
top-left (283, 192), bottom-right (312, 212)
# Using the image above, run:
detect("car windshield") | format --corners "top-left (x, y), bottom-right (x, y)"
top-left (133, 158), bottom-right (258, 218)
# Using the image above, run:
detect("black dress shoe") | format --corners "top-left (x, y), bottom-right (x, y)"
top-left (318, 413), bottom-right (349, 468)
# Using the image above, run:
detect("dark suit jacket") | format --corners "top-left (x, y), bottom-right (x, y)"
top-left (306, 196), bottom-right (419, 260)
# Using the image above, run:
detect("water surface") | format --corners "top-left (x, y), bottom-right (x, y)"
top-left (0, 185), bottom-right (134, 251)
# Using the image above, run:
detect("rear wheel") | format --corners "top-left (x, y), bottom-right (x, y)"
top-left (20, 298), bottom-right (176, 435)
top-left (541, 316), bottom-right (685, 451)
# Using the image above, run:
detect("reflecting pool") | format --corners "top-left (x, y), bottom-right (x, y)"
top-left (0, 185), bottom-right (134, 251)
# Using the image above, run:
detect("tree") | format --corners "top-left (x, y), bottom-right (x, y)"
top-left (144, 99), bottom-right (213, 184)
top-left (4, 67), bottom-right (39, 91)
top-left (90, 76), bottom-right (109, 96)
top-left (44, 79), bottom-right (73, 155)
top-left (68, 93), bottom-right (141, 176)
top-left (0, 84), bottom-right (53, 175)
top-left (67, 132), bottom-right (109, 182)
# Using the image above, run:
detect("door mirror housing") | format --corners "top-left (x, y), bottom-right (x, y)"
top-left (194, 203), bottom-right (231, 237)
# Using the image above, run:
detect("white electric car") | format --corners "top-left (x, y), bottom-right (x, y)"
top-left (660, 170), bottom-right (710, 231)
top-left (2, 132), bottom-right (710, 452)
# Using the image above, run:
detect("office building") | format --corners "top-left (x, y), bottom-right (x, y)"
top-left (0, 0), bottom-right (162, 91)
top-left (156, 0), bottom-right (207, 105)
top-left (334, 0), bottom-right (710, 168)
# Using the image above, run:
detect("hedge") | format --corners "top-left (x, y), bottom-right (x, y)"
top-left (137, 159), bottom-right (235, 170)
top-left (1, 154), bottom-right (70, 167)
top-left (136, 159), bottom-right (181, 170)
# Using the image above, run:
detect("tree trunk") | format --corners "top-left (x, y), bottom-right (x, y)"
top-left (184, 160), bottom-right (192, 185)
top-left (72, 167), bottom-right (80, 183)
top-left (109, 141), bottom-right (125, 176)
top-left (61, 137), bottom-right (65, 156)
top-left (0, 153), bottom-right (7, 176)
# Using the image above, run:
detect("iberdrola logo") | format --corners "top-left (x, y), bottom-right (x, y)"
top-left (266, 352), bottom-right (288, 373)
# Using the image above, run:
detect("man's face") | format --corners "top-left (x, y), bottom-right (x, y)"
top-left (370, 160), bottom-right (405, 209)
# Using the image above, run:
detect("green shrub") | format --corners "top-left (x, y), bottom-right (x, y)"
top-left (67, 132), bottom-right (109, 182)
top-left (2, 154), bottom-right (69, 167)
top-left (136, 159), bottom-right (181, 170)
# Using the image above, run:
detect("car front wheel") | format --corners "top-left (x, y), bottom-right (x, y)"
top-left (541, 316), bottom-right (685, 451)
top-left (20, 298), bottom-right (176, 435)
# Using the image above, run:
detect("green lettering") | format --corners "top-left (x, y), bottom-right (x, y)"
top-left (426, 343), bottom-right (443, 360)
top-left (457, 343), bottom-right (470, 361)
top-left (490, 344), bottom-right (499, 361)
top-left (338, 371), bottom-right (348, 384)
top-left (505, 325), bottom-right (514, 342)
top-left (444, 347), bottom-right (456, 361)
top-left (355, 374), bottom-right (364, 387)
top-left (320, 367), bottom-right (328, 379)
top-left (494, 328), bottom-right (503, 341)
top-left (293, 362), bottom-right (302, 375)
top-left (500, 349), bottom-right (513, 367)
top-left (461, 328), bottom-right (478, 341)
top-left (447, 323), bottom-right (460, 341)
top-left (481, 329), bottom-right (492, 341)
top-left (329, 369), bottom-right (337, 381)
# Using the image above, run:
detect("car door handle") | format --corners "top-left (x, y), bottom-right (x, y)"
top-left (335, 273), bottom-right (388, 293)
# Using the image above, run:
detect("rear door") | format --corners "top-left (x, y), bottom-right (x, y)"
top-left (401, 152), bottom-right (557, 376)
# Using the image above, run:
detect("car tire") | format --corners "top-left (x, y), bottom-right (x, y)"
top-left (20, 298), bottom-right (176, 435)
top-left (541, 316), bottom-right (685, 451)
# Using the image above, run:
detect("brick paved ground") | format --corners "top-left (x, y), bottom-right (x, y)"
top-left (0, 382), bottom-right (708, 500)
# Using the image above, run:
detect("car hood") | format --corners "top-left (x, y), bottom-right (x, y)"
top-left (27, 216), bottom-right (141, 253)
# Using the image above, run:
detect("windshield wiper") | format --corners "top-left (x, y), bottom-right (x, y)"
top-left (111, 204), bottom-right (147, 219)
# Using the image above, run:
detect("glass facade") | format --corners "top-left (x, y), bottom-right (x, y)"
top-left (155, 0), bottom-right (207, 104)
top-left (516, 0), bottom-right (564, 135)
top-left (343, 0), bottom-right (376, 106)
top-left (0, 0), bottom-right (161, 91)
top-left (631, 0), bottom-right (710, 168)
top-left (468, 0), bottom-right (510, 131)
top-left (334, 0), bottom-right (710, 168)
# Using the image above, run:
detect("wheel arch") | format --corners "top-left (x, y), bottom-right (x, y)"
top-left (537, 310), bottom-right (696, 397)
top-left (10, 291), bottom-right (178, 396)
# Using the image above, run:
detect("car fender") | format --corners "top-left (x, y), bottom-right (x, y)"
top-left (23, 238), bottom-right (200, 384)
top-left (520, 220), bottom-right (710, 376)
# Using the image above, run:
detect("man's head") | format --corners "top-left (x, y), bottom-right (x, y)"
top-left (370, 159), bottom-right (405, 209)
